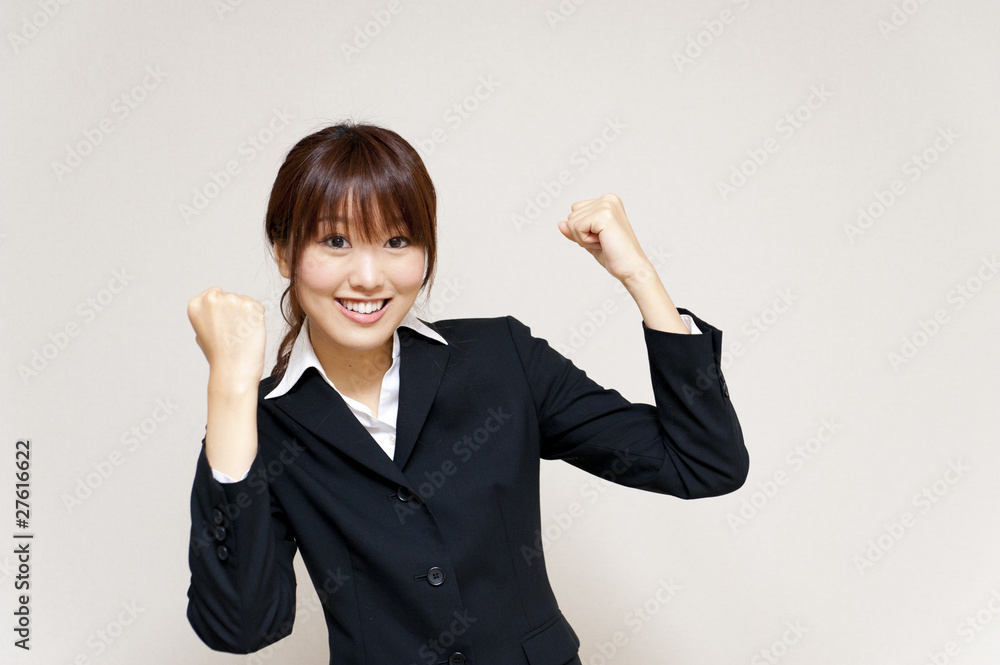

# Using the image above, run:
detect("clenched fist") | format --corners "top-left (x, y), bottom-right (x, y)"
top-left (187, 286), bottom-right (267, 389)
top-left (556, 193), bottom-right (653, 284)
top-left (558, 194), bottom-right (691, 334)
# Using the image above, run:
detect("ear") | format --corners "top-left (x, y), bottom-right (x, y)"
top-left (274, 243), bottom-right (291, 279)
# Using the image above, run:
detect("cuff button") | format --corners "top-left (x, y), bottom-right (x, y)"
top-left (427, 567), bottom-right (445, 586)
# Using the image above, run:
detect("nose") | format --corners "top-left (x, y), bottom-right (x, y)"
top-left (347, 245), bottom-right (384, 291)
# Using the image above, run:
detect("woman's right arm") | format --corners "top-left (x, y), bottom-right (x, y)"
top-left (188, 286), bottom-right (267, 478)
top-left (185, 287), bottom-right (298, 652)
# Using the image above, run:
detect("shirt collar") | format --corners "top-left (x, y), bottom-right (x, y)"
top-left (264, 309), bottom-right (447, 400)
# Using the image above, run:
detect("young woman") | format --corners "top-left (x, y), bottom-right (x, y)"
top-left (185, 122), bottom-right (748, 665)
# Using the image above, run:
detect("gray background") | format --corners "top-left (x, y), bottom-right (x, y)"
top-left (2, 1), bottom-right (999, 663)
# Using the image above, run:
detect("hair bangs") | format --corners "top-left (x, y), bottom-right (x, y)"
top-left (292, 147), bottom-right (418, 250)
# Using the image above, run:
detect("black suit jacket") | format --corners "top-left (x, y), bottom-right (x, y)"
top-left (186, 309), bottom-right (748, 665)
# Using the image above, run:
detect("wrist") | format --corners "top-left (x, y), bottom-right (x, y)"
top-left (208, 373), bottom-right (260, 400)
top-left (620, 260), bottom-right (660, 294)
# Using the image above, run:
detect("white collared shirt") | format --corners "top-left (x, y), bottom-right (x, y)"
top-left (212, 311), bottom-right (699, 483)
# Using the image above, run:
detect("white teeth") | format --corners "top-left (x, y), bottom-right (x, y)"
top-left (339, 299), bottom-right (386, 314)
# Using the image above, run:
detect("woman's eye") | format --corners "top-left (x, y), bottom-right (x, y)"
top-left (322, 235), bottom-right (350, 249)
top-left (387, 236), bottom-right (411, 249)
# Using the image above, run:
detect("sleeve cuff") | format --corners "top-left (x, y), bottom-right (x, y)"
top-left (680, 313), bottom-right (702, 335)
top-left (212, 467), bottom-right (250, 484)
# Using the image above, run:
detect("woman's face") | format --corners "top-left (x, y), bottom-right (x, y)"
top-left (275, 205), bottom-right (425, 369)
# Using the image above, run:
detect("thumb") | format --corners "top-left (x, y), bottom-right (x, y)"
top-left (557, 220), bottom-right (573, 241)
top-left (557, 220), bottom-right (599, 246)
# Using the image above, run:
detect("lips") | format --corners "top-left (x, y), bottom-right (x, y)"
top-left (336, 298), bottom-right (388, 314)
top-left (334, 297), bottom-right (390, 324)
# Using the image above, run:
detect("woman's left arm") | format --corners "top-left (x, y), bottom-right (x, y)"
top-left (557, 193), bottom-right (689, 335)
top-left (545, 193), bottom-right (748, 497)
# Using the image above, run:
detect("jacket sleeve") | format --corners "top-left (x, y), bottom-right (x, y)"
top-left (506, 307), bottom-right (749, 499)
top-left (186, 436), bottom-right (298, 652)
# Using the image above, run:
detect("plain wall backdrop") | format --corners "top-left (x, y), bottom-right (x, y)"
top-left (3, 1), bottom-right (999, 663)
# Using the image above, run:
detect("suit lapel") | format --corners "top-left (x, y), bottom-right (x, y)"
top-left (269, 323), bottom-right (450, 485)
top-left (270, 368), bottom-right (408, 485)
top-left (393, 324), bottom-right (450, 470)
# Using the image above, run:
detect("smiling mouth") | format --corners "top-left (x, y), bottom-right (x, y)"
top-left (336, 298), bottom-right (389, 314)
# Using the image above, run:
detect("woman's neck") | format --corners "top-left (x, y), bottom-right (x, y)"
top-left (308, 320), bottom-right (394, 396)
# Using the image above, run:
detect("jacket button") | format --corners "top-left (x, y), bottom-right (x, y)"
top-left (427, 567), bottom-right (445, 586)
top-left (722, 383), bottom-right (730, 397)
top-left (447, 653), bottom-right (466, 665)
top-left (212, 508), bottom-right (225, 525)
top-left (216, 545), bottom-right (230, 561)
top-left (213, 525), bottom-right (227, 541)
top-left (396, 486), bottom-right (418, 503)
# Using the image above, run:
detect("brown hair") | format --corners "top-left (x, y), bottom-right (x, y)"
top-left (264, 122), bottom-right (438, 378)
